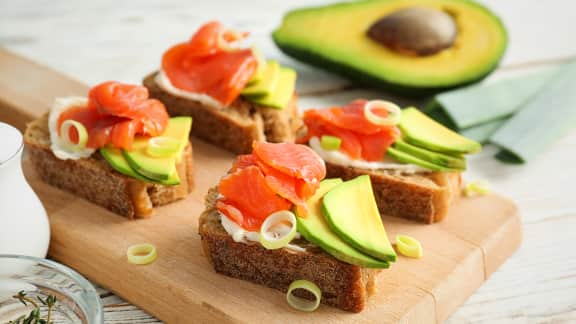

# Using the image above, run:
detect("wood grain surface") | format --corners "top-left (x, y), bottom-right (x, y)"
top-left (2, 0), bottom-right (576, 322)
top-left (0, 47), bottom-right (522, 323)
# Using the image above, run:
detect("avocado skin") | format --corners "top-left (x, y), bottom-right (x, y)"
top-left (393, 139), bottom-right (466, 170)
top-left (272, 0), bottom-right (508, 97)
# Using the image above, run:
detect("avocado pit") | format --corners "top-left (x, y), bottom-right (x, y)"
top-left (367, 6), bottom-right (458, 56)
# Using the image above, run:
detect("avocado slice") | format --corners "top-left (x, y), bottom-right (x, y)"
top-left (322, 175), bottom-right (397, 262)
top-left (272, 0), bottom-right (507, 96)
top-left (387, 147), bottom-right (455, 172)
top-left (100, 147), bottom-right (179, 185)
top-left (393, 139), bottom-right (466, 170)
top-left (297, 178), bottom-right (390, 268)
top-left (241, 60), bottom-right (280, 97)
top-left (247, 47), bottom-right (266, 85)
top-left (123, 117), bottom-right (192, 182)
top-left (244, 67), bottom-right (296, 109)
top-left (399, 107), bottom-right (481, 154)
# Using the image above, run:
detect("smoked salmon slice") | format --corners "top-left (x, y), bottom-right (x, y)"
top-left (301, 100), bottom-right (400, 162)
top-left (217, 166), bottom-right (291, 231)
top-left (58, 81), bottom-right (169, 150)
top-left (252, 142), bottom-right (326, 184)
top-left (217, 142), bottom-right (326, 230)
top-left (162, 21), bottom-right (257, 106)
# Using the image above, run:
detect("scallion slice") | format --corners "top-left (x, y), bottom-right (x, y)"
top-left (259, 210), bottom-right (297, 250)
top-left (147, 136), bottom-right (180, 157)
top-left (364, 100), bottom-right (402, 126)
top-left (127, 243), bottom-right (158, 265)
top-left (286, 280), bottom-right (322, 312)
top-left (396, 235), bottom-right (423, 259)
top-left (60, 120), bottom-right (88, 150)
top-left (320, 135), bottom-right (341, 151)
top-left (463, 180), bottom-right (491, 197)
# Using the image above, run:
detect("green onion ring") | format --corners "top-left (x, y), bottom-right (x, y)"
top-left (60, 120), bottom-right (88, 150)
top-left (364, 100), bottom-right (402, 126)
top-left (464, 180), bottom-right (491, 197)
top-left (320, 135), bottom-right (342, 151)
top-left (286, 279), bottom-right (322, 312)
top-left (396, 234), bottom-right (423, 258)
top-left (259, 210), bottom-right (297, 250)
top-left (126, 243), bottom-right (158, 265)
top-left (147, 136), bottom-right (180, 157)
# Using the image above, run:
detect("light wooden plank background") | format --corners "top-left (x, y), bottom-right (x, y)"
top-left (1, 0), bottom-right (576, 323)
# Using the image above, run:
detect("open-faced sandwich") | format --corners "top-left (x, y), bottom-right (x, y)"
top-left (24, 81), bottom-right (194, 218)
top-left (299, 100), bottom-right (481, 223)
top-left (143, 21), bottom-right (301, 154)
top-left (199, 142), bottom-right (397, 312)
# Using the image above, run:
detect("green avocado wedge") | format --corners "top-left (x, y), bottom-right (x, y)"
top-left (244, 67), bottom-right (296, 109)
top-left (122, 117), bottom-right (192, 182)
top-left (387, 147), bottom-right (454, 172)
top-left (393, 139), bottom-right (466, 170)
top-left (100, 147), bottom-right (179, 185)
top-left (399, 107), bottom-right (481, 154)
top-left (322, 175), bottom-right (397, 262)
top-left (241, 60), bottom-right (280, 97)
top-left (296, 178), bottom-right (390, 268)
top-left (272, 0), bottom-right (507, 96)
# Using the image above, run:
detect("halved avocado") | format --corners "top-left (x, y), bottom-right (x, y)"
top-left (296, 178), bottom-right (390, 268)
top-left (273, 0), bottom-right (507, 96)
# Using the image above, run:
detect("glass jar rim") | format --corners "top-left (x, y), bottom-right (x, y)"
top-left (0, 254), bottom-right (104, 324)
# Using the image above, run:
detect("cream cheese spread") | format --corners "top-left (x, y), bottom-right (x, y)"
top-left (219, 212), bottom-right (306, 253)
top-left (155, 70), bottom-right (224, 110)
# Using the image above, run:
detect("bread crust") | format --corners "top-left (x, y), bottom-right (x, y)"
top-left (325, 162), bottom-right (461, 223)
top-left (143, 72), bottom-right (302, 154)
top-left (24, 114), bottom-right (194, 219)
top-left (198, 188), bottom-right (379, 313)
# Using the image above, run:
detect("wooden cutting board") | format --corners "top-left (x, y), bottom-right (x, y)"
top-left (0, 48), bottom-right (522, 323)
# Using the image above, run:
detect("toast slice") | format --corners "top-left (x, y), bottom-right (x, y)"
top-left (24, 113), bottom-right (194, 219)
top-left (143, 72), bottom-right (302, 154)
top-left (326, 162), bottom-right (461, 223)
top-left (199, 188), bottom-right (379, 313)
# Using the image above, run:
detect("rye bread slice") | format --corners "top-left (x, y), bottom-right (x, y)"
top-left (143, 72), bottom-right (302, 154)
top-left (198, 188), bottom-right (379, 313)
top-left (24, 113), bottom-right (194, 218)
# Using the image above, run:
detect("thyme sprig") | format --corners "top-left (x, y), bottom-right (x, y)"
top-left (7, 290), bottom-right (57, 324)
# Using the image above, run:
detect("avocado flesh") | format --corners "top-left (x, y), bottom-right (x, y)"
top-left (100, 147), bottom-right (179, 185)
top-left (244, 67), bottom-right (296, 109)
top-left (272, 0), bottom-right (507, 95)
top-left (247, 48), bottom-right (266, 85)
top-left (393, 139), bottom-right (466, 170)
top-left (122, 117), bottom-right (192, 182)
top-left (322, 175), bottom-right (397, 262)
top-left (400, 107), bottom-right (481, 154)
top-left (387, 147), bottom-right (454, 171)
top-left (297, 178), bottom-right (390, 268)
top-left (242, 60), bottom-right (280, 97)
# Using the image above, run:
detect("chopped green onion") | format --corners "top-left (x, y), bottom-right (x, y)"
top-left (364, 100), bottom-right (402, 126)
top-left (259, 210), bottom-right (297, 250)
top-left (147, 136), bottom-right (180, 157)
top-left (286, 280), bottom-right (322, 312)
top-left (463, 180), bottom-right (491, 197)
top-left (396, 235), bottom-right (423, 258)
top-left (127, 243), bottom-right (158, 265)
top-left (320, 135), bottom-right (342, 151)
top-left (60, 120), bottom-right (88, 150)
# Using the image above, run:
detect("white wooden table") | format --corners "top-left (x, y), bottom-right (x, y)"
top-left (2, 0), bottom-right (576, 322)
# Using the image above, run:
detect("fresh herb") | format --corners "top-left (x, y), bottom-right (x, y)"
top-left (7, 290), bottom-right (57, 324)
